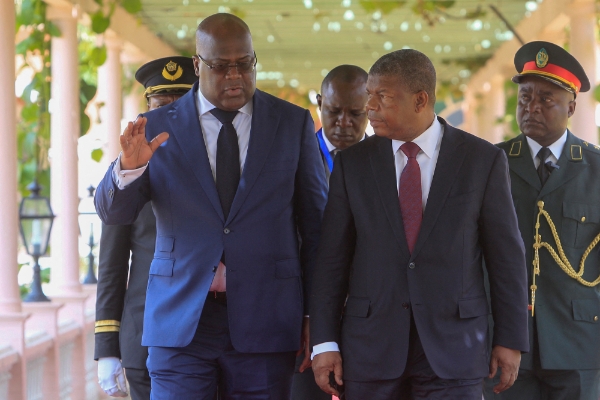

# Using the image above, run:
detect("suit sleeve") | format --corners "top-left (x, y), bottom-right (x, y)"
top-left (479, 149), bottom-right (530, 352)
top-left (95, 159), bottom-right (151, 226)
top-left (310, 152), bottom-right (356, 347)
top-left (294, 110), bottom-right (328, 314)
top-left (94, 222), bottom-right (133, 360)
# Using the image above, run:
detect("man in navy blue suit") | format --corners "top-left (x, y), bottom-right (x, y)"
top-left (95, 13), bottom-right (328, 399)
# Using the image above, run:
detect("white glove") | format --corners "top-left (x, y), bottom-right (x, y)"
top-left (98, 357), bottom-right (129, 397)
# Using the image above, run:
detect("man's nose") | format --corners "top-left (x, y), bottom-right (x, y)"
top-left (225, 65), bottom-right (242, 79)
top-left (365, 97), bottom-right (376, 111)
top-left (337, 112), bottom-right (352, 127)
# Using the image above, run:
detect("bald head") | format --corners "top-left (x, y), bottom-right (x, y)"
top-left (321, 65), bottom-right (368, 93)
top-left (193, 13), bottom-right (256, 111)
top-left (196, 13), bottom-right (251, 53)
top-left (318, 65), bottom-right (369, 150)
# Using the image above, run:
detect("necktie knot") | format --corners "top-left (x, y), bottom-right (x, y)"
top-left (401, 142), bottom-right (421, 159)
top-left (537, 147), bottom-right (551, 164)
top-left (210, 108), bottom-right (238, 124)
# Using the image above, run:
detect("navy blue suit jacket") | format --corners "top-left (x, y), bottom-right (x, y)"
top-left (96, 84), bottom-right (328, 352)
top-left (311, 118), bottom-right (529, 381)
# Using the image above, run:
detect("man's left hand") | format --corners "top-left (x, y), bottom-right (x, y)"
top-left (297, 316), bottom-right (312, 372)
top-left (489, 345), bottom-right (521, 394)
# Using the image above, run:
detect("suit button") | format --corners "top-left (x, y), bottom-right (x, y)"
top-left (581, 216), bottom-right (586, 223)
top-left (408, 262), bottom-right (415, 269)
top-left (223, 228), bottom-right (230, 234)
top-left (594, 316), bottom-right (598, 322)
top-left (212, 266), bottom-right (217, 272)
top-left (108, 188), bottom-right (114, 198)
top-left (402, 303), bottom-right (409, 309)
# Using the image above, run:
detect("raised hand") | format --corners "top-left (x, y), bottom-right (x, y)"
top-left (120, 116), bottom-right (170, 170)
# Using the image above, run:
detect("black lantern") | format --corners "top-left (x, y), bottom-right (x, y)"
top-left (19, 181), bottom-right (54, 302)
top-left (78, 185), bottom-right (100, 284)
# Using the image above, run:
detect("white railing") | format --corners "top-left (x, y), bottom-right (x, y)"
top-left (0, 285), bottom-right (105, 400)
top-left (25, 355), bottom-right (45, 400)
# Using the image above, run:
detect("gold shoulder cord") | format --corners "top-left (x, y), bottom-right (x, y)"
top-left (530, 201), bottom-right (600, 316)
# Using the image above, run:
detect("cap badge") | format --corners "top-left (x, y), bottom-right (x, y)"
top-left (536, 48), bottom-right (549, 68)
top-left (162, 61), bottom-right (183, 81)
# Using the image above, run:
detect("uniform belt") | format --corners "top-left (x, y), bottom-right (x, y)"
top-left (207, 291), bottom-right (227, 305)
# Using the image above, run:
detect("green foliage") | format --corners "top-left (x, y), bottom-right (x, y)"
top-left (91, 148), bottom-right (104, 162)
top-left (91, 11), bottom-right (111, 34)
top-left (15, 0), bottom-right (54, 198)
top-left (359, 0), bottom-right (407, 15)
top-left (594, 84), bottom-right (600, 103)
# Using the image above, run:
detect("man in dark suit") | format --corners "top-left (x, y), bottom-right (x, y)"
top-left (95, 13), bottom-right (328, 400)
top-left (314, 65), bottom-right (369, 183)
top-left (292, 65), bottom-right (368, 400)
top-left (94, 56), bottom-right (196, 399)
top-left (485, 42), bottom-right (600, 400)
top-left (310, 49), bottom-right (530, 399)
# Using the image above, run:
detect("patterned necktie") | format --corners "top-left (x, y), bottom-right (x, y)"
top-left (536, 147), bottom-right (552, 186)
top-left (399, 142), bottom-right (422, 254)
top-left (210, 108), bottom-right (240, 220)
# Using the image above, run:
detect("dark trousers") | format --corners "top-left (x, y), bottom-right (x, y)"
top-left (484, 320), bottom-right (600, 400)
top-left (146, 295), bottom-right (296, 400)
top-left (291, 353), bottom-right (331, 400)
top-left (125, 367), bottom-right (151, 400)
top-left (345, 315), bottom-right (483, 400)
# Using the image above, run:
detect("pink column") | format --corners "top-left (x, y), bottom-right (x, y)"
top-left (0, 1), bottom-right (30, 398)
top-left (48, 5), bottom-right (82, 295)
top-left (569, 0), bottom-right (598, 144)
top-left (98, 32), bottom-right (123, 162)
top-left (0, 0), bottom-right (22, 314)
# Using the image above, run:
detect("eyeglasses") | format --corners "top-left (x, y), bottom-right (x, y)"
top-left (196, 52), bottom-right (257, 74)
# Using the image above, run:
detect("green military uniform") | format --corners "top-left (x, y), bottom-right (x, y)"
top-left (485, 41), bottom-right (600, 400)
top-left (488, 133), bottom-right (600, 400)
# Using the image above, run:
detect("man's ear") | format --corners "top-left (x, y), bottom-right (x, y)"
top-left (567, 98), bottom-right (576, 118)
top-left (316, 94), bottom-right (322, 110)
top-left (414, 90), bottom-right (429, 113)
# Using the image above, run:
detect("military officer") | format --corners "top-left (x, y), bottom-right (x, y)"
top-left (94, 56), bottom-right (196, 399)
top-left (486, 41), bottom-right (600, 400)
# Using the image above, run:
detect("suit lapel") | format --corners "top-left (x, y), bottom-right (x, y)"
top-left (167, 83), bottom-right (224, 221)
top-left (539, 131), bottom-right (588, 197)
top-left (226, 90), bottom-right (279, 224)
top-left (370, 136), bottom-right (410, 254)
top-left (506, 135), bottom-right (542, 191)
top-left (411, 119), bottom-right (466, 259)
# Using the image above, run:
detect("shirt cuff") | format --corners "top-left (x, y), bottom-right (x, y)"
top-left (311, 342), bottom-right (340, 360)
top-left (112, 153), bottom-right (148, 189)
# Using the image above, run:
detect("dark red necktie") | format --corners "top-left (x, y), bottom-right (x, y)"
top-left (399, 142), bottom-right (422, 254)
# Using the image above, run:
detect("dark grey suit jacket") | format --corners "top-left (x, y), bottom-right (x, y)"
top-left (94, 202), bottom-right (155, 369)
top-left (311, 117), bottom-right (529, 381)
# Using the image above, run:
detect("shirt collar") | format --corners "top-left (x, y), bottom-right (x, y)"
top-left (321, 129), bottom-right (366, 153)
top-left (526, 130), bottom-right (568, 160)
top-left (196, 87), bottom-right (253, 117)
top-left (391, 115), bottom-right (441, 159)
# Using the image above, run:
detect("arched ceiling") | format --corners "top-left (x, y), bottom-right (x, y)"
top-left (137, 0), bottom-right (538, 95)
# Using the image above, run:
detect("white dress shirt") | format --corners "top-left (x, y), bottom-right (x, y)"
top-left (112, 88), bottom-right (253, 188)
top-left (526, 130), bottom-right (567, 168)
top-left (312, 116), bottom-right (443, 358)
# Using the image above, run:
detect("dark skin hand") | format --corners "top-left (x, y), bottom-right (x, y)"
top-left (296, 317), bottom-right (312, 373)
top-left (312, 351), bottom-right (343, 397)
top-left (516, 76), bottom-right (575, 147)
top-left (489, 345), bottom-right (521, 393)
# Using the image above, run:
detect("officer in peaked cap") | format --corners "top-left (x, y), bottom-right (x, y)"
top-left (94, 56), bottom-right (198, 400)
top-left (135, 56), bottom-right (196, 109)
top-left (485, 41), bottom-right (600, 400)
